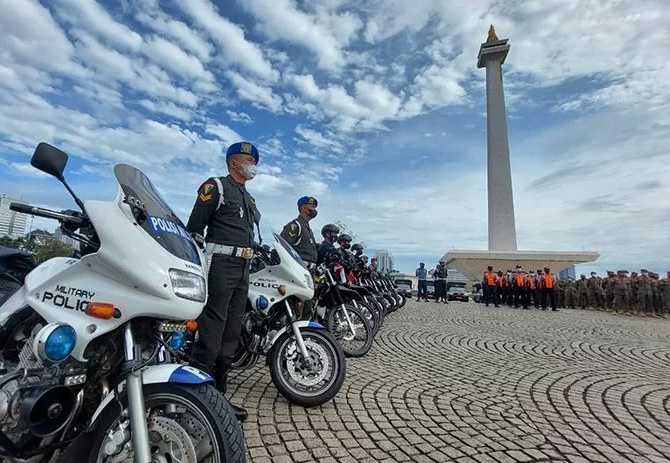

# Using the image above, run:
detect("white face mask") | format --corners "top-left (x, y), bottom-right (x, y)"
top-left (238, 163), bottom-right (257, 180)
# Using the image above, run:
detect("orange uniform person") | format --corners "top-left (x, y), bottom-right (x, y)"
top-left (541, 267), bottom-right (558, 311)
top-left (514, 265), bottom-right (528, 309)
top-left (483, 266), bottom-right (498, 307)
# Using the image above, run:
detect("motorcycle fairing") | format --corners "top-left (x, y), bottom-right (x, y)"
top-left (14, 188), bottom-right (206, 361)
top-left (247, 234), bottom-right (313, 312)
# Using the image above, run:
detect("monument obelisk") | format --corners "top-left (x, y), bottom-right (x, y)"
top-left (477, 25), bottom-right (517, 251)
top-left (442, 26), bottom-right (599, 278)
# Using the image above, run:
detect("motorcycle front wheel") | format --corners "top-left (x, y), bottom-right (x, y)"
top-left (269, 328), bottom-right (346, 407)
top-left (87, 383), bottom-right (245, 463)
top-left (326, 305), bottom-right (373, 357)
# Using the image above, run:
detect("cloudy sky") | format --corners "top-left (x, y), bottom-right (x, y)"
top-left (1, 0), bottom-right (669, 273)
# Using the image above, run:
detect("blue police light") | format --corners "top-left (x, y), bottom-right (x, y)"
top-left (35, 324), bottom-right (76, 362)
top-left (169, 331), bottom-right (186, 350)
top-left (256, 296), bottom-right (269, 311)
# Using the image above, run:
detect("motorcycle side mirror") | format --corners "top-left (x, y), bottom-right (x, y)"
top-left (31, 142), bottom-right (68, 180)
top-left (31, 142), bottom-right (86, 212)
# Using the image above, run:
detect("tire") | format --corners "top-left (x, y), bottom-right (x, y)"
top-left (367, 298), bottom-right (385, 329)
top-left (397, 293), bottom-right (407, 309)
top-left (87, 383), bottom-right (245, 463)
top-left (355, 301), bottom-right (380, 336)
top-left (326, 305), bottom-right (373, 357)
top-left (269, 328), bottom-right (346, 407)
top-left (384, 294), bottom-right (398, 313)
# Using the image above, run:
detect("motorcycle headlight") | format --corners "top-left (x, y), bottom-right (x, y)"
top-left (169, 269), bottom-right (206, 302)
top-left (33, 323), bottom-right (76, 363)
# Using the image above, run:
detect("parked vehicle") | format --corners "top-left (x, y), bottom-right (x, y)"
top-left (231, 234), bottom-right (346, 407)
top-left (313, 263), bottom-right (374, 358)
top-left (0, 143), bottom-right (244, 463)
top-left (447, 286), bottom-right (470, 302)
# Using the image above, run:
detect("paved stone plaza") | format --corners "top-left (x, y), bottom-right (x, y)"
top-left (229, 302), bottom-right (670, 462)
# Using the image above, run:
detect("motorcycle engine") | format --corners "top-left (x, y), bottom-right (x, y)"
top-left (0, 324), bottom-right (86, 443)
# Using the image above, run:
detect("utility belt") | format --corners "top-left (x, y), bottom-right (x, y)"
top-left (205, 242), bottom-right (255, 260)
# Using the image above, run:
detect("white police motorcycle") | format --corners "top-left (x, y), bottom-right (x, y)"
top-left (230, 234), bottom-right (346, 407)
top-left (0, 143), bottom-right (244, 462)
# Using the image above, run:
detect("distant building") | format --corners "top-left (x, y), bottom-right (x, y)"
top-left (375, 250), bottom-right (394, 273)
top-left (559, 265), bottom-right (576, 280)
top-left (28, 229), bottom-right (54, 246)
top-left (54, 228), bottom-right (80, 250)
top-left (0, 195), bottom-right (29, 239)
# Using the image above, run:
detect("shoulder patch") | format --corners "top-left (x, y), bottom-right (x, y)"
top-left (198, 182), bottom-right (216, 202)
top-left (288, 222), bottom-right (299, 237)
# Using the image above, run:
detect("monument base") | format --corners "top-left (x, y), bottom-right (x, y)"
top-left (442, 249), bottom-right (599, 280)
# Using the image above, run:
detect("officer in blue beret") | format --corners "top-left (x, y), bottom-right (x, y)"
top-left (186, 141), bottom-right (261, 422)
top-left (280, 196), bottom-right (319, 265)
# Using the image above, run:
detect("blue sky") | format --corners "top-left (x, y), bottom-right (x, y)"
top-left (1, 0), bottom-right (669, 273)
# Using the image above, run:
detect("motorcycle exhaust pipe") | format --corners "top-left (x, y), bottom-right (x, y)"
top-left (20, 385), bottom-right (76, 437)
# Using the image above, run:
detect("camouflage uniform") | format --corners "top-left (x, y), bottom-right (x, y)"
top-left (587, 274), bottom-right (601, 308)
top-left (637, 272), bottom-right (653, 315)
top-left (650, 274), bottom-right (661, 314)
top-left (629, 272), bottom-right (639, 313)
top-left (612, 272), bottom-right (630, 314)
top-left (660, 272), bottom-right (670, 316)
top-left (566, 280), bottom-right (577, 309)
top-left (605, 272), bottom-right (616, 310)
top-left (576, 276), bottom-right (589, 309)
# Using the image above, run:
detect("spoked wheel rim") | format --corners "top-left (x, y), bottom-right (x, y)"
top-left (96, 393), bottom-right (221, 463)
top-left (276, 331), bottom-right (339, 398)
top-left (330, 308), bottom-right (369, 351)
top-left (357, 303), bottom-right (376, 332)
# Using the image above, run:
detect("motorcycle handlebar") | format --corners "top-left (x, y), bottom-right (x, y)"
top-left (10, 202), bottom-right (84, 225)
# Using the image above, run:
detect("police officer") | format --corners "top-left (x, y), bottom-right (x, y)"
top-left (317, 223), bottom-right (339, 265)
top-left (281, 196), bottom-right (318, 264)
top-left (351, 243), bottom-right (366, 274)
top-left (336, 234), bottom-right (355, 271)
top-left (186, 141), bottom-right (261, 422)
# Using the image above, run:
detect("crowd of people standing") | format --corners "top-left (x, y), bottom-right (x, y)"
top-left (481, 265), bottom-right (559, 310)
top-left (479, 266), bottom-right (670, 317)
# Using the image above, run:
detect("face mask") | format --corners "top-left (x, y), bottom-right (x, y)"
top-left (308, 209), bottom-right (318, 219)
top-left (240, 163), bottom-right (257, 180)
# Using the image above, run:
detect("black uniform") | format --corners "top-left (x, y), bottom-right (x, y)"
top-left (186, 175), bottom-right (260, 381)
top-left (280, 216), bottom-right (318, 264)
top-left (317, 241), bottom-right (337, 266)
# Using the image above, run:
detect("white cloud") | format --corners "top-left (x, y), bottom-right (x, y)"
top-left (138, 99), bottom-right (193, 121)
top-left (226, 110), bottom-right (253, 124)
top-left (142, 36), bottom-right (216, 86)
top-left (1, 0), bottom-right (84, 77)
top-left (295, 125), bottom-right (343, 152)
top-left (55, 0), bottom-right (143, 52)
top-left (134, 0), bottom-right (214, 62)
top-left (178, 0), bottom-right (277, 81)
top-left (226, 71), bottom-right (283, 112)
top-left (241, 0), bottom-right (362, 70)
top-left (205, 124), bottom-right (243, 146)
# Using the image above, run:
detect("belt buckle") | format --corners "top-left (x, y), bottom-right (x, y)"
top-left (241, 247), bottom-right (254, 260)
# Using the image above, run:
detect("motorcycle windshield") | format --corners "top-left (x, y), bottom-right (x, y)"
top-left (114, 164), bottom-right (201, 266)
top-left (274, 232), bottom-right (305, 267)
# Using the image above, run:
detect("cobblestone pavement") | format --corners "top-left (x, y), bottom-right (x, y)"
top-left (228, 302), bottom-right (670, 462)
